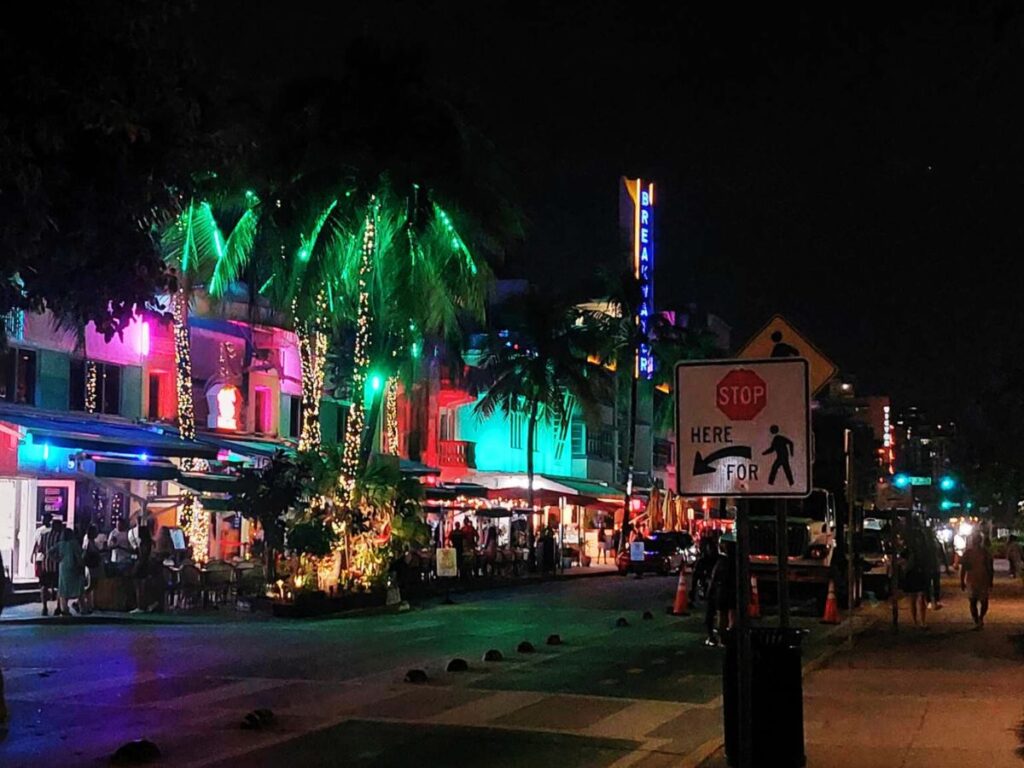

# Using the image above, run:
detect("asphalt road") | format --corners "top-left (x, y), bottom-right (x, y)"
top-left (0, 573), bottom-right (852, 767)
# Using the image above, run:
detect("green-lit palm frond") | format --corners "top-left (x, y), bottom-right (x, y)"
top-left (209, 202), bottom-right (260, 298)
top-left (160, 199), bottom-right (223, 280)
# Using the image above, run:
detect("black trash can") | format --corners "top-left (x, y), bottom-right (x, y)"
top-left (723, 627), bottom-right (807, 767)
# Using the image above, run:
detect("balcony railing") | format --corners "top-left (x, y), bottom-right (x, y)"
top-left (439, 439), bottom-right (475, 468)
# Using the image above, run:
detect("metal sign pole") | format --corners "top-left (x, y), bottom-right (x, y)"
top-left (735, 500), bottom-right (753, 768)
top-left (775, 498), bottom-right (790, 628)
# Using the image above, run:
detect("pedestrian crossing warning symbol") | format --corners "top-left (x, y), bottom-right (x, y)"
top-left (738, 315), bottom-right (837, 395)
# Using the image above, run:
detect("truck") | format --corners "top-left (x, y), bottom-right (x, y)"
top-left (746, 488), bottom-right (842, 607)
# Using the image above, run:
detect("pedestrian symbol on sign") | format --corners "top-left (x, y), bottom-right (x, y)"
top-left (762, 425), bottom-right (795, 486)
top-left (769, 330), bottom-right (800, 358)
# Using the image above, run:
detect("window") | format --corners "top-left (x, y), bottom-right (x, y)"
top-left (148, 374), bottom-right (161, 420)
top-left (510, 410), bottom-right (523, 449)
top-left (100, 364), bottom-right (120, 415)
top-left (587, 427), bottom-right (615, 460)
top-left (570, 421), bottom-right (586, 456)
top-left (254, 388), bottom-right (270, 434)
top-left (653, 438), bottom-right (673, 468)
top-left (288, 396), bottom-right (302, 438)
top-left (439, 409), bottom-right (455, 441)
top-left (70, 360), bottom-right (121, 414)
top-left (1, 347), bottom-right (36, 405)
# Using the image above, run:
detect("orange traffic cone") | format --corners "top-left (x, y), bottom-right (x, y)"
top-left (748, 575), bottom-right (761, 619)
top-left (821, 579), bottom-right (841, 624)
top-left (669, 566), bottom-right (690, 616)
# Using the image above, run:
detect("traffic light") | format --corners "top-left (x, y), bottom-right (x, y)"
top-left (893, 473), bottom-right (911, 489)
top-left (940, 499), bottom-right (955, 511)
top-left (370, 373), bottom-right (383, 391)
top-left (939, 475), bottom-right (956, 492)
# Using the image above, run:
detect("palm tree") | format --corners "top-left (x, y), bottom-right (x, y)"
top-left (595, 270), bottom-right (648, 522)
top-left (474, 291), bottom-right (606, 513)
top-left (160, 194), bottom-right (260, 445)
top-left (337, 180), bottom-right (493, 477)
top-left (597, 270), bottom-right (721, 536)
top-left (160, 194), bottom-right (259, 557)
top-left (246, 40), bottom-right (519, 464)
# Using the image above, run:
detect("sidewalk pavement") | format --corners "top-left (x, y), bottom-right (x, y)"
top-left (0, 563), bottom-right (620, 625)
top-left (701, 574), bottom-right (1024, 767)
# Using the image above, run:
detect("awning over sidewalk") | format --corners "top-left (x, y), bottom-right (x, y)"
top-left (0, 404), bottom-right (218, 459)
top-left (198, 433), bottom-right (293, 462)
top-left (86, 455), bottom-right (179, 481)
top-left (463, 471), bottom-right (623, 508)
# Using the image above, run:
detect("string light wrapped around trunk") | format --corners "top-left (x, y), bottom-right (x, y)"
top-left (384, 377), bottom-right (399, 455)
top-left (84, 361), bottom-right (98, 414)
top-left (341, 200), bottom-right (376, 483)
top-left (185, 498), bottom-right (209, 564)
top-left (297, 293), bottom-right (329, 452)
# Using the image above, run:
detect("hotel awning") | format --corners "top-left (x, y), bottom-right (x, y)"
top-left (198, 433), bottom-right (293, 462)
top-left (0, 404), bottom-right (218, 459)
top-left (87, 455), bottom-right (179, 481)
top-left (400, 458), bottom-right (442, 477)
top-left (176, 472), bottom-right (242, 495)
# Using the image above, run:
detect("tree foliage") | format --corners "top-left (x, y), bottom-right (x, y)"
top-left (0, 2), bottom-right (226, 339)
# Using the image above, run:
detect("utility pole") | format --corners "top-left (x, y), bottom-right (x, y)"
top-left (775, 499), bottom-right (790, 627)
top-left (735, 501), bottom-right (753, 768)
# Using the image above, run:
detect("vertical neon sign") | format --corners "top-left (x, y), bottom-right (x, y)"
top-left (633, 180), bottom-right (655, 379)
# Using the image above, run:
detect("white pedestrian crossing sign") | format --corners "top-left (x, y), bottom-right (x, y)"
top-left (675, 358), bottom-right (811, 498)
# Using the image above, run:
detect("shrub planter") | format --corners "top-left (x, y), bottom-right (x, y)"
top-left (270, 588), bottom-right (387, 618)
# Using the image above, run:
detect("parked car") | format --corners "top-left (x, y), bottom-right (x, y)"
top-left (616, 532), bottom-right (695, 576)
top-left (859, 521), bottom-right (891, 599)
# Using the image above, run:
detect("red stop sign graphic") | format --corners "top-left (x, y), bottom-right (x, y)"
top-left (716, 369), bottom-right (767, 421)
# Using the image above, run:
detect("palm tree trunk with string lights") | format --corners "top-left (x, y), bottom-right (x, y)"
top-left (341, 201), bottom-right (376, 484)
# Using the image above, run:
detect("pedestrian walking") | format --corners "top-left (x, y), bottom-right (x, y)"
top-left (49, 527), bottom-right (84, 616)
top-left (697, 535), bottom-right (723, 647)
top-left (960, 532), bottom-right (994, 629)
top-left (36, 519), bottom-right (64, 616)
top-left (706, 534), bottom-right (737, 646)
top-left (448, 522), bottom-right (464, 577)
top-left (131, 524), bottom-right (154, 614)
top-left (902, 520), bottom-right (931, 627)
top-left (597, 525), bottom-right (608, 564)
top-left (32, 513), bottom-right (59, 615)
top-left (81, 524), bottom-right (103, 615)
top-left (928, 535), bottom-right (946, 610)
top-left (611, 527), bottom-right (622, 554)
top-left (1005, 535), bottom-right (1022, 581)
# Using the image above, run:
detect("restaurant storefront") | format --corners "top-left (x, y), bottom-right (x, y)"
top-left (0, 404), bottom-right (217, 583)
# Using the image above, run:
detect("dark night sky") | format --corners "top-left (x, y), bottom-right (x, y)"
top-left (204, 2), bottom-right (1024, 419)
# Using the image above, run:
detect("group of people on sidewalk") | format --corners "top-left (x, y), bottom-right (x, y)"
top-left (30, 513), bottom-right (159, 617)
top-left (891, 517), bottom-right (996, 631)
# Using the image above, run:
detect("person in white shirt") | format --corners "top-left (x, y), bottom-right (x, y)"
top-left (107, 520), bottom-right (132, 573)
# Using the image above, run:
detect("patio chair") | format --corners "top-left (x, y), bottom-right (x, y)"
top-left (179, 563), bottom-right (203, 610)
top-left (203, 560), bottom-right (233, 606)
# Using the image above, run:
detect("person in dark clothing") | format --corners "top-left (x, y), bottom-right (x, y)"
top-left (706, 535), bottom-right (737, 646)
top-left (448, 522), bottom-right (464, 578)
top-left (696, 536), bottom-right (722, 646)
top-left (929, 535), bottom-right (947, 609)
top-left (692, 532), bottom-right (721, 605)
top-left (611, 527), bottom-right (622, 554)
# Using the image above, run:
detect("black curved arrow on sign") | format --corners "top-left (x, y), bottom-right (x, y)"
top-left (693, 446), bottom-right (753, 475)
